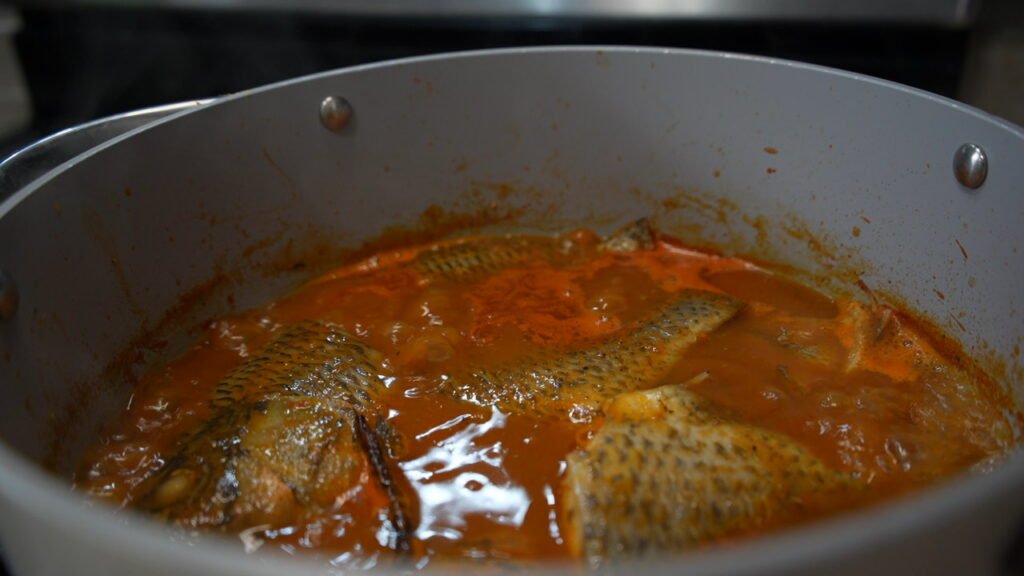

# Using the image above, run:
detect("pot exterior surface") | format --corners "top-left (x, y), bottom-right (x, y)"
top-left (0, 47), bottom-right (1021, 576)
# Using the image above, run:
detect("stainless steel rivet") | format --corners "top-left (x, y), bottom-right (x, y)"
top-left (319, 96), bottom-right (353, 132)
top-left (0, 270), bottom-right (18, 320)
top-left (953, 143), bottom-right (988, 190)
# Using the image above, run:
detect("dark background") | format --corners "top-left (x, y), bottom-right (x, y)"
top-left (5, 8), bottom-right (973, 154)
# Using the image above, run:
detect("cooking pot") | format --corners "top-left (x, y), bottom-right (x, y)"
top-left (0, 47), bottom-right (1021, 576)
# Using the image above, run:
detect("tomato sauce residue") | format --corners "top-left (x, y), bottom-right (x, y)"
top-left (75, 227), bottom-right (1017, 568)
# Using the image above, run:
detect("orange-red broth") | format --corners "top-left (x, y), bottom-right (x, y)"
top-left (76, 229), bottom-right (1014, 566)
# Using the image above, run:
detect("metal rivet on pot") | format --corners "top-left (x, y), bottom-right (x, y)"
top-left (0, 270), bottom-right (17, 320)
top-left (953, 143), bottom-right (988, 190)
top-left (319, 96), bottom-right (353, 132)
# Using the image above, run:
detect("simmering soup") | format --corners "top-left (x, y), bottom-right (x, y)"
top-left (76, 220), bottom-right (1016, 568)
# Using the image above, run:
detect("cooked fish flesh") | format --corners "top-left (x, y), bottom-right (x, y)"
top-left (562, 381), bottom-right (854, 567)
top-left (442, 290), bottom-right (742, 421)
top-left (140, 322), bottom-right (406, 538)
top-left (835, 301), bottom-right (1015, 459)
top-left (768, 302), bottom-right (1014, 461)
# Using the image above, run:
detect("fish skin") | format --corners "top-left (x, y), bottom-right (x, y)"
top-left (414, 219), bottom-right (657, 281)
top-left (210, 321), bottom-right (387, 412)
top-left (442, 290), bottom-right (742, 421)
top-left (140, 322), bottom-right (393, 531)
top-left (562, 382), bottom-right (853, 567)
top-left (414, 236), bottom-right (556, 281)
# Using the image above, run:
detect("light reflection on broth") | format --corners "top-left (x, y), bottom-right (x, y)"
top-left (401, 408), bottom-right (531, 542)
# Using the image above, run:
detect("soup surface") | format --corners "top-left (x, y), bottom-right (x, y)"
top-left (76, 221), bottom-right (1017, 569)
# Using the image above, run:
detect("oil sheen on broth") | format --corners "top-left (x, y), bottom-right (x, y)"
top-left (75, 220), bottom-right (1017, 569)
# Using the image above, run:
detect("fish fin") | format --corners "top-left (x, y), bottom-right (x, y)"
top-left (355, 414), bottom-right (413, 556)
top-left (598, 218), bottom-right (657, 253)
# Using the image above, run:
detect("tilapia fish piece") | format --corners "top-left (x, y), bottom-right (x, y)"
top-left (442, 290), bottom-right (742, 421)
top-left (562, 382), bottom-right (853, 566)
top-left (210, 321), bottom-right (387, 412)
top-left (415, 235), bottom-right (557, 281)
top-left (140, 322), bottom-right (396, 531)
top-left (415, 218), bottom-right (657, 280)
top-left (141, 398), bottom-right (368, 529)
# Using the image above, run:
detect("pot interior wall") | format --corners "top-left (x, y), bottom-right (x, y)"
top-left (0, 48), bottom-right (1021, 470)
